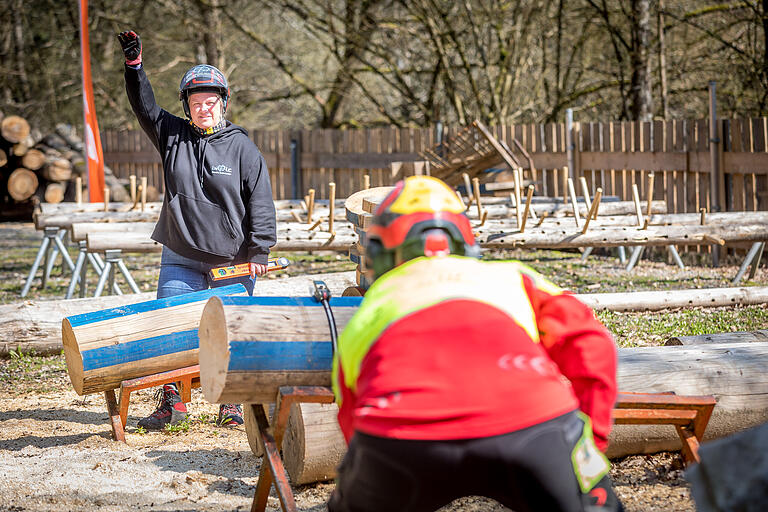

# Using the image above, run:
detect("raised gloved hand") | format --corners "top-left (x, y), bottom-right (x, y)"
top-left (117, 30), bottom-right (142, 65)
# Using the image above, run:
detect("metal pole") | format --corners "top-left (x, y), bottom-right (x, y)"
top-left (566, 108), bottom-right (574, 180)
top-left (708, 82), bottom-right (720, 213)
top-left (708, 81), bottom-right (720, 267)
top-left (290, 136), bottom-right (301, 200)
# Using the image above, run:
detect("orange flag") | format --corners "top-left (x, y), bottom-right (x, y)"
top-left (78, 0), bottom-right (105, 202)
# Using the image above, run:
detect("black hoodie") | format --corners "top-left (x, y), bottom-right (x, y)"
top-left (124, 64), bottom-right (276, 265)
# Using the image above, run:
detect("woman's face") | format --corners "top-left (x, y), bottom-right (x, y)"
top-left (188, 91), bottom-right (223, 129)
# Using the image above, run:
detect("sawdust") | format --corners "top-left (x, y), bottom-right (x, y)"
top-left (0, 376), bottom-right (694, 511)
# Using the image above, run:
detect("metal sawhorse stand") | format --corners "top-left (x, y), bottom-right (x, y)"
top-left (65, 242), bottom-right (124, 298)
top-left (250, 386), bottom-right (335, 512)
top-left (93, 249), bottom-right (141, 297)
top-left (732, 242), bottom-right (765, 284)
top-left (20, 227), bottom-right (76, 297)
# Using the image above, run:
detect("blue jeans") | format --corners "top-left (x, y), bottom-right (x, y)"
top-left (157, 246), bottom-right (255, 299)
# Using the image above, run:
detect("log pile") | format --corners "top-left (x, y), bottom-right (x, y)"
top-left (0, 113), bottom-right (128, 219)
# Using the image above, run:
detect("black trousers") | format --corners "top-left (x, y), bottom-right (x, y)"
top-left (328, 410), bottom-right (623, 512)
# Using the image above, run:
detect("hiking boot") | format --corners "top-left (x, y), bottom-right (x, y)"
top-left (217, 403), bottom-right (244, 427)
top-left (137, 384), bottom-right (188, 430)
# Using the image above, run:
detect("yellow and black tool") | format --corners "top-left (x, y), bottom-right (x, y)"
top-left (209, 257), bottom-right (291, 281)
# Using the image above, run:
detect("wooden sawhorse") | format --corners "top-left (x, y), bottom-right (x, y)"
top-left (250, 386), bottom-right (335, 512)
top-left (614, 391), bottom-right (716, 465)
top-left (104, 365), bottom-right (201, 442)
top-left (248, 387), bottom-right (717, 512)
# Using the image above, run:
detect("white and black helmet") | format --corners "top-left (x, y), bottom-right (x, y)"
top-left (178, 64), bottom-right (230, 118)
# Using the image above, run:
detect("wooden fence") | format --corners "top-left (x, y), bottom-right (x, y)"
top-left (102, 118), bottom-right (768, 213)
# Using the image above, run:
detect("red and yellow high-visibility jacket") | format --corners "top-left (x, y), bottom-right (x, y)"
top-left (332, 256), bottom-right (618, 451)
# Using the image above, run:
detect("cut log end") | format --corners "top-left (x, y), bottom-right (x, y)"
top-left (283, 402), bottom-right (346, 485)
top-left (61, 319), bottom-right (85, 396)
top-left (198, 296), bottom-right (230, 404)
top-left (1, 115), bottom-right (31, 144)
top-left (7, 168), bottom-right (38, 202)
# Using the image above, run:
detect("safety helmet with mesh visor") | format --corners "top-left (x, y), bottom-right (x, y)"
top-left (179, 64), bottom-right (230, 118)
top-left (366, 176), bottom-right (480, 278)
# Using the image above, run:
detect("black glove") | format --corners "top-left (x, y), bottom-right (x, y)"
top-left (117, 31), bottom-right (142, 64)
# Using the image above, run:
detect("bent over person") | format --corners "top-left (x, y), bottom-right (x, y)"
top-left (117, 31), bottom-right (276, 429)
top-left (330, 176), bottom-right (623, 512)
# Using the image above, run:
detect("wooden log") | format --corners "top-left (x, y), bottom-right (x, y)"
top-left (41, 158), bottom-right (73, 182)
top-left (39, 201), bottom-right (163, 215)
top-left (283, 402), bottom-right (346, 485)
top-left (478, 223), bottom-right (768, 249)
top-left (61, 283), bottom-right (247, 395)
top-left (7, 168), bottom-right (38, 202)
top-left (608, 342), bottom-right (768, 459)
top-left (0, 271), bottom-right (357, 357)
top-left (43, 182), bottom-right (66, 204)
top-left (474, 210), bottom-right (768, 230)
top-left (0, 292), bottom-right (155, 356)
top-left (86, 229), bottom-right (357, 253)
top-left (20, 148), bottom-right (45, 170)
top-left (70, 221), bottom-right (155, 242)
top-left (0, 148), bottom-right (6, 167)
top-left (35, 210), bottom-right (160, 230)
top-left (1, 115), bottom-right (30, 143)
top-left (665, 330), bottom-right (768, 346)
top-left (344, 186), bottom-right (391, 228)
top-left (348, 186), bottom-right (657, 223)
top-left (198, 295), bottom-right (363, 404)
top-left (576, 286), bottom-right (768, 312)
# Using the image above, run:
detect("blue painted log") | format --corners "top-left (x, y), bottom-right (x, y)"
top-left (199, 295), bottom-right (363, 404)
top-left (62, 283), bottom-right (247, 395)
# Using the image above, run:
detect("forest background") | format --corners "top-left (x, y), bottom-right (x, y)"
top-left (2, 0), bottom-right (768, 133)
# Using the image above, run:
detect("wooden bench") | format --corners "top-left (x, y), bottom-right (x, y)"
top-left (104, 365), bottom-right (201, 442)
top-left (613, 391), bottom-right (716, 465)
top-left (247, 387), bottom-right (717, 512)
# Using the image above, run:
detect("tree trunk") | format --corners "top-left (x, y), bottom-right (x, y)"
top-left (85, 230), bottom-right (356, 253)
top-left (0, 292), bottom-right (155, 356)
top-left (479, 223), bottom-right (768, 249)
top-left (629, 0), bottom-right (653, 121)
top-left (283, 402), bottom-right (346, 484)
top-left (7, 167), bottom-right (38, 201)
top-left (61, 284), bottom-right (247, 395)
top-left (34, 210), bottom-right (160, 230)
top-left (577, 286), bottom-right (768, 312)
top-left (0, 271), bottom-right (356, 357)
top-left (198, 295), bottom-right (362, 404)
top-left (608, 342), bottom-right (768, 458)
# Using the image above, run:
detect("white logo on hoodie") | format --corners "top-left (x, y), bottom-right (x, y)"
top-left (211, 164), bottom-right (233, 176)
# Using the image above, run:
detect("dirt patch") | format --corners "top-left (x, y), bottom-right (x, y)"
top-left (0, 356), bottom-right (694, 512)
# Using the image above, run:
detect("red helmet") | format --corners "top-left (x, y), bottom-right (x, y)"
top-left (179, 64), bottom-right (230, 118)
top-left (366, 176), bottom-right (480, 278)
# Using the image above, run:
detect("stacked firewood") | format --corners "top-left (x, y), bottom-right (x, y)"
top-left (0, 111), bottom-right (128, 218)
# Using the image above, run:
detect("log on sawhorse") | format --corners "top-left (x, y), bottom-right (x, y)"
top-left (613, 391), bottom-right (716, 465)
top-left (245, 387), bottom-right (717, 512)
top-left (104, 365), bottom-right (201, 442)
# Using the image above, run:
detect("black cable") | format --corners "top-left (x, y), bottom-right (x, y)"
top-left (312, 280), bottom-right (338, 355)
